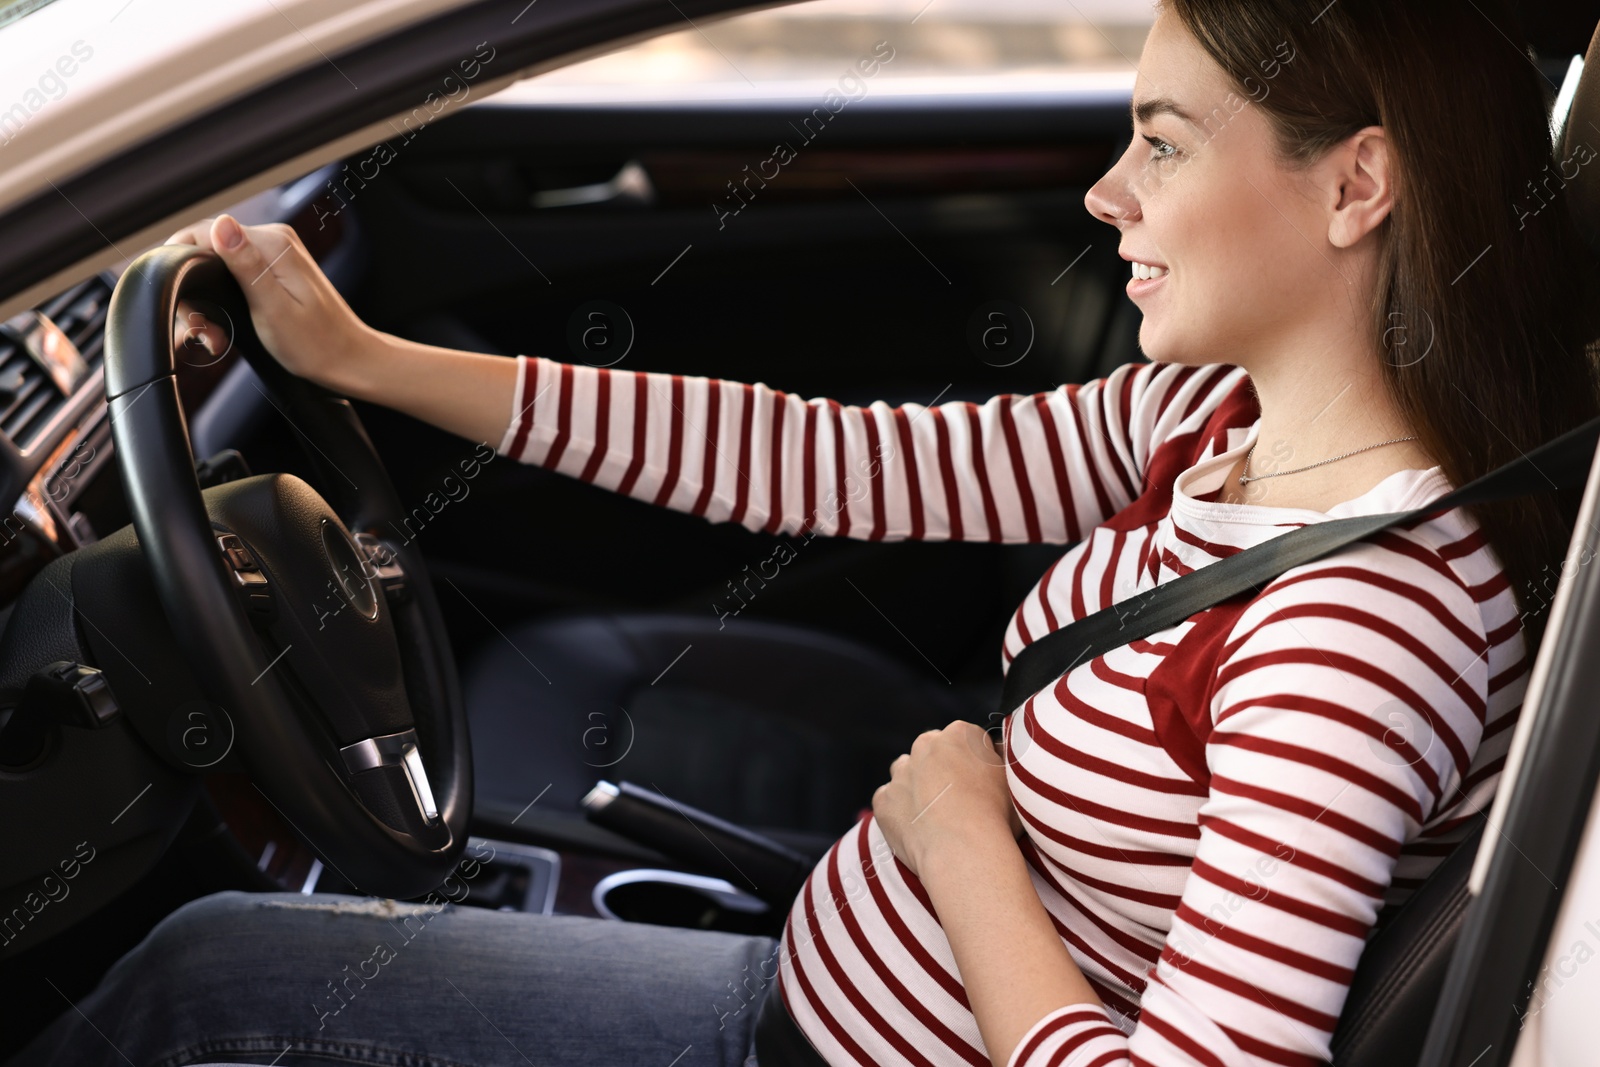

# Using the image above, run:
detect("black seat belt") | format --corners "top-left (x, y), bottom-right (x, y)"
top-left (996, 416), bottom-right (1600, 721)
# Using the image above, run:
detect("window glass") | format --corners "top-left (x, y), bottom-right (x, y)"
top-left (0, 0), bottom-right (62, 32)
top-left (509, 0), bottom-right (1154, 97)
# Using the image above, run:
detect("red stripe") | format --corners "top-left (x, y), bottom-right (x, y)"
top-left (1158, 944), bottom-right (1339, 1031)
top-left (1012, 1007), bottom-right (1121, 1067)
top-left (1016, 796), bottom-right (1194, 869)
top-left (1014, 595), bottom-right (1034, 648)
top-left (931, 407), bottom-right (964, 540)
top-left (1213, 694), bottom-right (1441, 802)
top-left (1023, 839), bottom-right (1168, 961)
top-left (1201, 815), bottom-right (1389, 898)
top-left (855, 821), bottom-right (970, 1005)
top-left (1215, 1023), bottom-right (1330, 1067)
top-left (543, 362), bottom-right (575, 469)
top-left (1066, 388), bottom-right (1115, 522)
top-left (1018, 699), bottom-right (1207, 797)
top-left (1033, 394), bottom-right (1078, 541)
top-left (823, 840), bottom-right (988, 1065)
top-left (1099, 529), bottom-right (1127, 611)
top-left (650, 375), bottom-right (686, 507)
top-left (763, 393), bottom-right (787, 534)
top-left (999, 395), bottom-right (1043, 541)
top-left (1024, 867), bottom-right (1155, 995)
top-left (893, 406), bottom-right (926, 540)
top-left (1217, 647), bottom-right (1471, 776)
top-left (1210, 731), bottom-right (1425, 823)
top-left (1229, 595), bottom-right (1489, 708)
top-left (1209, 774), bottom-right (1401, 856)
top-left (616, 372), bottom-right (649, 496)
top-left (1437, 527), bottom-right (1489, 560)
top-left (1170, 520), bottom-right (1244, 559)
top-left (1489, 659), bottom-right (1528, 696)
top-left (963, 402), bottom-right (1003, 541)
top-left (1149, 364), bottom-right (1195, 423)
top-left (1367, 530), bottom-right (1481, 600)
top-left (1096, 374), bottom-right (1139, 502)
top-left (1046, 670), bottom-right (1162, 748)
top-left (731, 382), bottom-right (755, 525)
top-left (781, 904), bottom-right (877, 1067)
top-left (863, 411), bottom-right (887, 541)
top-left (1190, 856), bottom-right (1372, 937)
top-left (1037, 557), bottom-right (1063, 631)
top-left (1116, 362), bottom-right (1138, 467)
top-left (1135, 990), bottom-right (1231, 1067)
top-left (801, 867), bottom-right (945, 1067)
top-left (507, 356), bottom-right (537, 460)
top-left (690, 379), bottom-right (722, 517)
top-left (1262, 567), bottom-right (1486, 653)
top-left (1172, 901), bottom-right (1353, 983)
top-left (800, 402), bottom-right (818, 536)
top-left (577, 367), bottom-right (611, 483)
top-left (827, 399), bottom-right (852, 537)
top-left (1011, 753), bottom-right (1201, 843)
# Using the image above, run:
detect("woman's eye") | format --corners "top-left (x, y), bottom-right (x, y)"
top-left (1143, 135), bottom-right (1177, 160)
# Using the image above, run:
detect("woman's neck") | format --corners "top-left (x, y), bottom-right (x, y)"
top-left (1213, 352), bottom-right (1436, 510)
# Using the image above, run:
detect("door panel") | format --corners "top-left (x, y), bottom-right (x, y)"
top-left (325, 90), bottom-right (1144, 695)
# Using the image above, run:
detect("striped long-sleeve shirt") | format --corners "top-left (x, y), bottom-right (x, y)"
top-left (496, 354), bottom-right (1526, 1067)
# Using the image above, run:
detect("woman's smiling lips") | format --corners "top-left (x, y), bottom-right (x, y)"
top-left (1122, 251), bottom-right (1168, 298)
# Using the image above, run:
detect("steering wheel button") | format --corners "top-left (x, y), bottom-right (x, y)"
top-left (215, 532), bottom-right (258, 571)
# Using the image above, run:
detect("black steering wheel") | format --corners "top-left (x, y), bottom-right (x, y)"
top-left (101, 243), bottom-right (471, 897)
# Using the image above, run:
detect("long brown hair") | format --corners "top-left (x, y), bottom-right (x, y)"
top-left (1161, 0), bottom-right (1600, 644)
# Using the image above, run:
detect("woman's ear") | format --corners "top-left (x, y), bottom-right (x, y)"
top-left (1325, 125), bottom-right (1392, 248)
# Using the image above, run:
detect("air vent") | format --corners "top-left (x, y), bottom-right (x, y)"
top-left (0, 275), bottom-right (111, 450)
top-left (41, 274), bottom-right (112, 362)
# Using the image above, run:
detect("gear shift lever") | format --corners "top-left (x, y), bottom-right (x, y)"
top-left (581, 780), bottom-right (814, 909)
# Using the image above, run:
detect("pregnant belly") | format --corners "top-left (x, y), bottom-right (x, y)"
top-left (775, 814), bottom-right (992, 1066)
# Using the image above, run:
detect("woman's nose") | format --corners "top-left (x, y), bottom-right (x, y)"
top-left (1085, 158), bottom-right (1139, 227)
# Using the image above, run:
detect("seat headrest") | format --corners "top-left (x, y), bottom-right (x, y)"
top-left (1561, 20), bottom-right (1600, 259)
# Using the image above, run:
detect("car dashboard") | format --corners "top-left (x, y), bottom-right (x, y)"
top-left (0, 164), bottom-right (358, 612)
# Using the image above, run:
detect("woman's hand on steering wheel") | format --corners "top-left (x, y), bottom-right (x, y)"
top-left (165, 213), bottom-right (380, 393)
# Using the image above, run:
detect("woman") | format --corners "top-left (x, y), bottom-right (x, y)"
top-left (13, 0), bottom-right (1594, 1065)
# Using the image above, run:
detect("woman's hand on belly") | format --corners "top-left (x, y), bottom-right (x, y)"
top-left (872, 720), bottom-right (1019, 877)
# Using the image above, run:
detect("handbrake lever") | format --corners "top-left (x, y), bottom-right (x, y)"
top-left (581, 780), bottom-right (813, 909)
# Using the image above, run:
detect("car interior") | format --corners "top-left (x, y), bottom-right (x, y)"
top-left (2, 1), bottom-right (1599, 1064)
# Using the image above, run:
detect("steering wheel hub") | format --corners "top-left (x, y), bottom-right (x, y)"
top-left (322, 518), bottom-right (379, 621)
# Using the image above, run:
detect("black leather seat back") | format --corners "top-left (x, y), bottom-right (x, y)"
top-left (1329, 821), bottom-right (1485, 1065)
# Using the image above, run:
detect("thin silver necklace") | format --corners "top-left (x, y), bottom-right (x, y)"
top-left (1238, 436), bottom-right (1418, 485)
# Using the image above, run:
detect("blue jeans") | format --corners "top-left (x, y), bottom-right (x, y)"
top-left (9, 891), bottom-right (779, 1067)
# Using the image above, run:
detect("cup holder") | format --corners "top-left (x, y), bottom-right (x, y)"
top-left (592, 868), bottom-right (772, 934)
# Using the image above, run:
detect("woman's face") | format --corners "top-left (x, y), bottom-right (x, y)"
top-left (1085, 12), bottom-right (1336, 371)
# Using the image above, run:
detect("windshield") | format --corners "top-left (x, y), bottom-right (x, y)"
top-left (0, 0), bottom-right (62, 32)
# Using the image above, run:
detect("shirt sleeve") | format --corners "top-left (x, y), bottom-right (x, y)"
top-left (1006, 540), bottom-right (1491, 1067)
top-left (495, 354), bottom-right (1244, 544)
